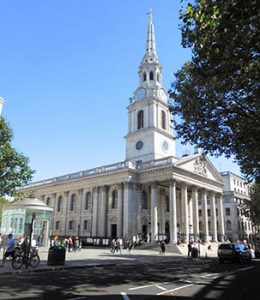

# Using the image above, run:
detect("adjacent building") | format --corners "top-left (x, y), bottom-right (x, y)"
top-left (21, 13), bottom-right (225, 245)
top-left (220, 171), bottom-right (257, 242)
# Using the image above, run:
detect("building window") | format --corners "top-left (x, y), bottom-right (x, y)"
top-left (141, 191), bottom-right (148, 209)
top-left (216, 208), bottom-right (218, 216)
top-left (161, 110), bottom-right (166, 129)
top-left (84, 220), bottom-right (90, 231)
top-left (137, 110), bottom-right (144, 129)
top-left (208, 221), bottom-right (211, 232)
top-left (199, 221), bottom-right (202, 231)
top-left (57, 196), bottom-right (63, 212)
top-left (70, 194), bottom-right (76, 211)
top-left (46, 197), bottom-right (50, 206)
top-left (226, 220), bottom-right (232, 230)
top-left (85, 192), bottom-right (92, 210)
top-left (69, 220), bottom-right (74, 230)
top-left (207, 209), bottom-right (211, 217)
top-left (55, 221), bottom-right (60, 230)
top-left (198, 209), bottom-right (202, 217)
top-left (165, 196), bottom-right (170, 212)
top-left (149, 71), bottom-right (154, 80)
top-left (143, 73), bottom-right (146, 81)
top-left (225, 208), bottom-right (231, 216)
top-left (111, 190), bottom-right (118, 209)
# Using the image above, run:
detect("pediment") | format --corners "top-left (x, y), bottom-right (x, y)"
top-left (175, 154), bottom-right (223, 183)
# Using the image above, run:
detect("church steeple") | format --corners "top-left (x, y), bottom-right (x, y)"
top-left (125, 11), bottom-right (176, 163)
top-left (143, 10), bottom-right (158, 62)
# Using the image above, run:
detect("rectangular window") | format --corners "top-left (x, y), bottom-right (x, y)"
top-left (225, 208), bottom-right (231, 216)
top-left (198, 209), bottom-right (202, 217)
top-left (69, 221), bottom-right (74, 230)
top-left (55, 221), bottom-right (60, 230)
top-left (207, 209), bottom-right (211, 217)
top-left (84, 220), bottom-right (88, 231)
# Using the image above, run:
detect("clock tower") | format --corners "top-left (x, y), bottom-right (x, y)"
top-left (125, 12), bottom-right (176, 163)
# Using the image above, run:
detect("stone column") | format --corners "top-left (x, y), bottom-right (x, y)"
top-left (78, 189), bottom-right (83, 237)
top-left (217, 193), bottom-right (225, 241)
top-left (181, 183), bottom-right (189, 243)
top-left (192, 187), bottom-right (199, 242)
top-left (211, 192), bottom-right (218, 242)
top-left (99, 186), bottom-right (107, 237)
top-left (63, 191), bottom-right (70, 236)
top-left (201, 189), bottom-right (209, 242)
top-left (160, 191), bottom-right (165, 235)
top-left (151, 183), bottom-right (158, 242)
top-left (123, 182), bottom-right (133, 239)
top-left (117, 183), bottom-right (123, 238)
top-left (91, 187), bottom-right (98, 237)
top-left (169, 180), bottom-right (177, 243)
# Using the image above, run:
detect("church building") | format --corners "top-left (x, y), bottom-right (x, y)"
top-left (22, 13), bottom-right (225, 244)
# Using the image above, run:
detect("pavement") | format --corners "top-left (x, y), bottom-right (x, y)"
top-left (0, 245), bottom-right (218, 275)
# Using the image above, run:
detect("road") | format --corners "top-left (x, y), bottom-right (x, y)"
top-left (0, 257), bottom-right (259, 299)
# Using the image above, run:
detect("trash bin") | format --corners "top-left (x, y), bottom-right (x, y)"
top-left (47, 246), bottom-right (66, 266)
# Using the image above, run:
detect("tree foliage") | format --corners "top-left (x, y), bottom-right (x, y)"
top-left (0, 117), bottom-right (34, 196)
top-left (169, 0), bottom-right (260, 180)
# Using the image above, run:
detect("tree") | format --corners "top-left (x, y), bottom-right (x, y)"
top-left (248, 183), bottom-right (260, 226)
top-left (169, 0), bottom-right (260, 180)
top-left (0, 117), bottom-right (34, 196)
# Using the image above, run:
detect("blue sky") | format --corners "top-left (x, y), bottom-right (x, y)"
top-left (0, 0), bottom-right (242, 181)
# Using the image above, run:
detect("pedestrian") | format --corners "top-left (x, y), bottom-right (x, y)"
top-left (110, 239), bottom-right (116, 253)
top-left (126, 240), bottom-right (133, 254)
top-left (116, 238), bottom-right (122, 254)
top-left (188, 241), bottom-right (193, 257)
top-left (159, 240), bottom-right (166, 255)
top-left (0, 234), bottom-right (16, 267)
top-left (68, 236), bottom-right (73, 252)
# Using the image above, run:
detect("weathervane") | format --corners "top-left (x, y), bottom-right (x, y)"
top-left (147, 8), bottom-right (152, 20)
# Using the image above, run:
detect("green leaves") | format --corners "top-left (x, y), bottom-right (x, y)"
top-left (169, 0), bottom-right (260, 180)
top-left (0, 117), bottom-right (34, 196)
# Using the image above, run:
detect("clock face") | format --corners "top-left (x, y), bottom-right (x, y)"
top-left (162, 141), bottom-right (169, 152)
top-left (136, 140), bottom-right (144, 150)
top-left (160, 88), bottom-right (167, 100)
top-left (136, 88), bottom-right (146, 100)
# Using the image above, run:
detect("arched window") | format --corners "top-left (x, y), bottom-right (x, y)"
top-left (85, 192), bottom-right (92, 210)
top-left (137, 110), bottom-right (144, 129)
top-left (161, 110), bottom-right (166, 129)
top-left (226, 220), bottom-right (232, 230)
top-left (141, 191), bottom-right (148, 209)
top-left (69, 220), bottom-right (74, 230)
top-left (149, 71), bottom-right (154, 80)
top-left (111, 190), bottom-right (118, 209)
top-left (143, 73), bottom-right (146, 81)
top-left (70, 194), bottom-right (76, 211)
top-left (57, 196), bottom-right (63, 212)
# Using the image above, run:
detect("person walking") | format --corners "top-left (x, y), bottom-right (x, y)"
top-left (0, 234), bottom-right (16, 267)
top-left (188, 241), bottom-right (193, 257)
top-left (159, 240), bottom-right (166, 255)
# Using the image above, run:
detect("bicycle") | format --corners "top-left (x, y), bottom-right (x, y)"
top-left (12, 247), bottom-right (40, 269)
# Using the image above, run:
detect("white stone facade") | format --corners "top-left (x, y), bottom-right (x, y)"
top-left (220, 171), bottom-right (256, 242)
top-left (22, 13), bottom-right (226, 244)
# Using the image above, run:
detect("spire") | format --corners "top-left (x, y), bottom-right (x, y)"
top-left (146, 9), bottom-right (156, 55)
top-left (0, 97), bottom-right (4, 116)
